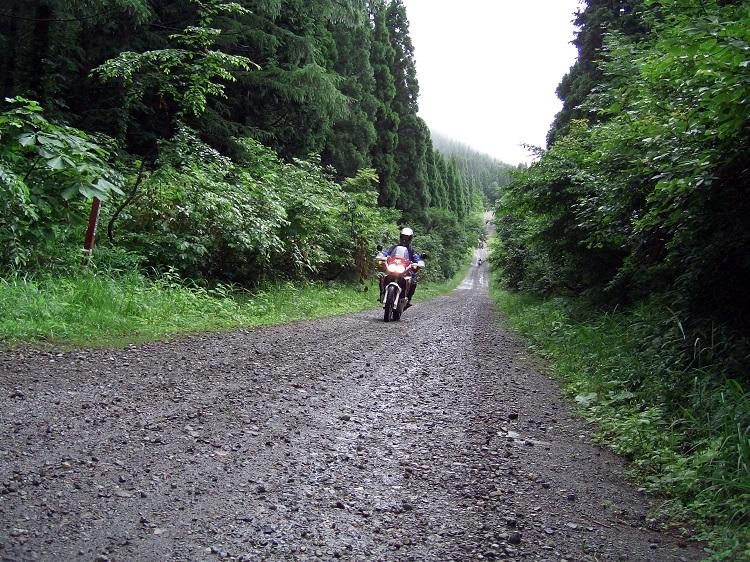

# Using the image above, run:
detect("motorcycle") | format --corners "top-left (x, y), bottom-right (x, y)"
top-left (375, 245), bottom-right (424, 322)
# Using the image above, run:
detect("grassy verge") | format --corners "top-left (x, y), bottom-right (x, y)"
top-left (489, 278), bottom-right (749, 562)
top-left (0, 262), bottom-right (470, 349)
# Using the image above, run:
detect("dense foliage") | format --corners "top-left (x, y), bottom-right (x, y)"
top-left (0, 0), bottom-right (482, 284)
top-left (546, 0), bottom-right (648, 145)
top-left (0, 98), bottom-right (123, 269)
top-left (496, 0), bottom-right (750, 327)
top-left (492, 0), bottom-right (749, 556)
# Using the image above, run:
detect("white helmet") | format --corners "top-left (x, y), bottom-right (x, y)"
top-left (399, 227), bottom-right (414, 246)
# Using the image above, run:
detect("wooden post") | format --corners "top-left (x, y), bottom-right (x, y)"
top-left (82, 197), bottom-right (101, 265)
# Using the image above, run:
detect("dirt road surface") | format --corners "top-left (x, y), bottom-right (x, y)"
top-left (0, 259), bottom-right (704, 561)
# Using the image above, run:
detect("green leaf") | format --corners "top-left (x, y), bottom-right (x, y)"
top-left (36, 134), bottom-right (64, 147)
top-left (18, 133), bottom-right (36, 147)
top-left (61, 184), bottom-right (80, 200)
top-left (46, 156), bottom-right (66, 170)
top-left (575, 393), bottom-right (598, 406)
top-left (79, 184), bottom-right (99, 199)
top-left (95, 177), bottom-right (124, 197)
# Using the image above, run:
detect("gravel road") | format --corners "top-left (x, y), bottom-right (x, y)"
top-left (0, 257), bottom-right (705, 561)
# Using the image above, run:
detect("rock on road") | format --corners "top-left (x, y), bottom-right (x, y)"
top-left (0, 259), bottom-right (704, 561)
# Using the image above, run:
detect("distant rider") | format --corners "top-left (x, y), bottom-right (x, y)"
top-left (378, 227), bottom-right (425, 308)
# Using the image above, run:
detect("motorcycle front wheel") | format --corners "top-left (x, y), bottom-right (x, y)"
top-left (393, 298), bottom-right (403, 321)
top-left (384, 286), bottom-right (396, 322)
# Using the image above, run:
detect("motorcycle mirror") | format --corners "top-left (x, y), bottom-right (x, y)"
top-left (420, 252), bottom-right (429, 260)
top-left (376, 245), bottom-right (383, 251)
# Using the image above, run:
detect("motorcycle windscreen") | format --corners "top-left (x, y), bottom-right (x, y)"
top-left (390, 245), bottom-right (410, 260)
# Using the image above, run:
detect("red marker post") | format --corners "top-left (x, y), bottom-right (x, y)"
top-left (82, 197), bottom-right (101, 265)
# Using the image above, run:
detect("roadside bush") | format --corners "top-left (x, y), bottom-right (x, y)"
top-left (0, 97), bottom-right (123, 271)
top-left (1, 99), bottom-right (475, 289)
top-left (108, 129), bottom-right (397, 284)
top-left (109, 130), bottom-right (285, 282)
top-left (492, 8), bottom-right (750, 553)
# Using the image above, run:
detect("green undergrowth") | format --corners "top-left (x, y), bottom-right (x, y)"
top-left (489, 279), bottom-right (749, 562)
top-left (0, 262), bottom-right (469, 349)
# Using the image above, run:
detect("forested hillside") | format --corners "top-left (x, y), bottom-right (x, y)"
top-left (492, 0), bottom-right (749, 557)
top-left (0, 0), bottom-right (482, 286)
top-left (430, 130), bottom-right (515, 205)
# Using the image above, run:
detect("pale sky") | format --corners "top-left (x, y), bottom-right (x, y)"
top-left (401, 0), bottom-right (581, 164)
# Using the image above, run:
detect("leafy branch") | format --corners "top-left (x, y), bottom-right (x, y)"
top-left (92, 0), bottom-right (259, 117)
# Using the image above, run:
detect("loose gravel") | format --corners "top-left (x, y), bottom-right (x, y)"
top-left (0, 262), bottom-right (705, 561)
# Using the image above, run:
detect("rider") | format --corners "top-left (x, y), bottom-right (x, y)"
top-left (379, 227), bottom-right (425, 308)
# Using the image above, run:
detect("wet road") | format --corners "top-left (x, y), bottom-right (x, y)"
top-left (0, 260), bottom-right (704, 561)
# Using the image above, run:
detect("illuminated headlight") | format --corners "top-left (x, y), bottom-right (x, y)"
top-left (387, 263), bottom-right (406, 274)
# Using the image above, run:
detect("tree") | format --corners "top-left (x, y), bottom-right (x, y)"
top-left (431, 130), bottom-right (514, 205)
top-left (0, 0), bottom-right (151, 104)
top-left (368, 0), bottom-right (401, 207)
top-left (212, 0), bottom-right (364, 159)
top-left (321, 18), bottom-right (378, 178)
top-left (430, 150), bottom-right (450, 210)
top-left (385, 0), bottom-right (429, 217)
top-left (93, 0), bottom-right (255, 145)
top-left (547, 0), bottom-right (647, 145)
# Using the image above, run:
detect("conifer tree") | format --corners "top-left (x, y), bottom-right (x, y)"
top-left (321, 18), bottom-right (378, 179)
top-left (368, 0), bottom-right (401, 207)
top-left (424, 145), bottom-right (444, 210)
top-left (0, 0), bottom-right (152, 141)
top-left (214, 0), bottom-right (363, 158)
top-left (385, 0), bottom-right (429, 217)
top-left (547, 0), bottom-right (647, 144)
top-left (431, 151), bottom-right (450, 210)
top-left (447, 159), bottom-right (465, 219)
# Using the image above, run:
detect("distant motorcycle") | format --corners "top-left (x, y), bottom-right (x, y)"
top-left (375, 246), bottom-right (424, 322)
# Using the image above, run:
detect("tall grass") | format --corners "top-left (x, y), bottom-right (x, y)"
top-left (0, 263), bottom-right (469, 349)
top-left (2, 271), bottom-right (238, 346)
top-left (490, 282), bottom-right (750, 561)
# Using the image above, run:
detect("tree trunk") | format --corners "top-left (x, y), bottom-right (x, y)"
top-left (31, 2), bottom-right (53, 100)
top-left (1, 0), bottom-right (19, 98)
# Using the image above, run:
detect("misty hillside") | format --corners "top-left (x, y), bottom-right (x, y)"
top-left (430, 130), bottom-right (516, 204)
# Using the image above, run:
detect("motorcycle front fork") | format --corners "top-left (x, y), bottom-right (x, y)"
top-left (380, 277), bottom-right (410, 306)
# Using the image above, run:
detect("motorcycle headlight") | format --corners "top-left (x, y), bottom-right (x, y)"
top-left (387, 263), bottom-right (406, 274)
